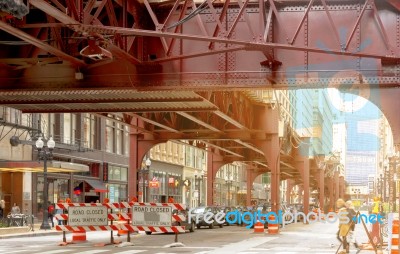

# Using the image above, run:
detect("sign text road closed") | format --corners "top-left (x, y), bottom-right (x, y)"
top-left (68, 206), bottom-right (108, 226)
top-left (132, 205), bottom-right (172, 227)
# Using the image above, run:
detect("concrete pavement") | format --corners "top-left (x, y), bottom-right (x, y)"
top-left (0, 223), bottom-right (62, 239)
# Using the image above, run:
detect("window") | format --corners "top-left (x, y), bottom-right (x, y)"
top-left (124, 126), bottom-right (129, 156)
top-left (83, 114), bottom-right (96, 149)
top-left (106, 120), bottom-right (114, 153)
top-left (63, 113), bottom-right (77, 144)
top-left (108, 165), bottom-right (128, 181)
top-left (108, 184), bottom-right (127, 203)
top-left (105, 118), bottom-right (129, 155)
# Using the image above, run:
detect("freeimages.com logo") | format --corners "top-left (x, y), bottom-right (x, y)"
top-left (188, 209), bottom-right (384, 229)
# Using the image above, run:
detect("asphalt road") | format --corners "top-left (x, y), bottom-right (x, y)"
top-left (0, 220), bottom-right (382, 254)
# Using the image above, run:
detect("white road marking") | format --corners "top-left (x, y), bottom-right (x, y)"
top-left (206, 237), bottom-right (278, 254)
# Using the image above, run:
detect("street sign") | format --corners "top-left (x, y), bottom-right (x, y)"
top-left (149, 181), bottom-right (159, 188)
top-left (68, 206), bottom-right (108, 226)
top-left (131, 205), bottom-right (172, 227)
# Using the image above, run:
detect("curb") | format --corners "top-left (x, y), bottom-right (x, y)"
top-left (0, 230), bottom-right (63, 239)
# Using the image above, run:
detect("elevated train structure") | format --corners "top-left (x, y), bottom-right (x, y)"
top-left (0, 0), bottom-right (399, 214)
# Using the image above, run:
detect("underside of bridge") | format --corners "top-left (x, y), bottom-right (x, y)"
top-left (0, 0), bottom-right (399, 212)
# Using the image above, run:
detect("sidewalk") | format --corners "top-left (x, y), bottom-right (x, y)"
top-left (0, 224), bottom-right (62, 239)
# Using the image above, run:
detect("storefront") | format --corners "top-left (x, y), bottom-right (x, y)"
top-left (147, 161), bottom-right (183, 203)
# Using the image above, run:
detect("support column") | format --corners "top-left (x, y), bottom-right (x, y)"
top-left (339, 175), bottom-right (345, 199)
top-left (265, 135), bottom-right (280, 213)
top-left (206, 152), bottom-right (225, 206)
top-left (286, 179), bottom-right (294, 204)
top-left (252, 104), bottom-right (280, 213)
top-left (294, 138), bottom-right (310, 215)
top-left (246, 170), bottom-right (252, 206)
top-left (128, 118), bottom-right (161, 200)
top-left (295, 159), bottom-right (310, 215)
top-left (328, 178), bottom-right (334, 210)
top-left (334, 170), bottom-right (340, 202)
top-left (316, 170), bottom-right (325, 212)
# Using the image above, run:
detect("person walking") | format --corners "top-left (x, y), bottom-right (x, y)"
top-left (336, 198), bottom-right (351, 254)
top-left (345, 200), bottom-right (360, 252)
top-left (47, 202), bottom-right (55, 228)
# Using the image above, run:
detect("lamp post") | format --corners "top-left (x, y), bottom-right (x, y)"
top-left (194, 170), bottom-right (204, 207)
top-left (142, 157), bottom-right (151, 203)
top-left (35, 136), bottom-right (55, 230)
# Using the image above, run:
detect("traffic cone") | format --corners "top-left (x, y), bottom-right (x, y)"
top-left (253, 220), bottom-right (264, 233)
top-left (267, 214), bottom-right (279, 234)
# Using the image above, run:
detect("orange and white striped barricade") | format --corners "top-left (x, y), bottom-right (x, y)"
top-left (388, 213), bottom-right (399, 254)
top-left (129, 202), bottom-right (186, 243)
top-left (267, 214), bottom-right (279, 234)
top-left (55, 202), bottom-right (132, 246)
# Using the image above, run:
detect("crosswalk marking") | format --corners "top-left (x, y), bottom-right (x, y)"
top-left (206, 237), bottom-right (277, 254)
top-left (35, 250), bottom-right (72, 254)
top-left (111, 251), bottom-right (146, 254)
top-left (69, 250), bottom-right (108, 254)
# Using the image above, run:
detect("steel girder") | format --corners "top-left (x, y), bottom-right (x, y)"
top-left (0, 0), bottom-right (396, 192)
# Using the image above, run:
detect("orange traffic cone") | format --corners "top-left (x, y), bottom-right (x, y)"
top-left (253, 220), bottom-right (264, 233)
top-left (267, 214), bottom-right (279, 234)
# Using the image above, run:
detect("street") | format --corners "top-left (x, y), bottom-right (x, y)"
top-left (0, 220), bottom-right (380, 254)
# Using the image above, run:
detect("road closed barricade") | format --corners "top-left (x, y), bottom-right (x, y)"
top-left (127, 202), bottom-right (186, 235)
top-left (54, 202), bottom-right (186, 246)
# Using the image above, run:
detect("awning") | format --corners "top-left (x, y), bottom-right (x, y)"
top-left (0, 161), bottom-right (89, 173)
top-left (85, 179), bottom-right (108, 193)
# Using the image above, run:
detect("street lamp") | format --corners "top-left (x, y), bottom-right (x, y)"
top-left (194, 170), bottom-right (204, 206)
top-left (35, 136), bottom-right (55, 230)
top-left (142, 157), bottom-right (151, 203)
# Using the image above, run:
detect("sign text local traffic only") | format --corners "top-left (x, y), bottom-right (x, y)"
top-left (68, 206), bottom-right (108, 226)
top-left (132, 205), bottom-right (172, 226)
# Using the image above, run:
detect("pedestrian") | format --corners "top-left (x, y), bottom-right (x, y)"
top-left (168, 197), bottom-right (175, 203)
top-left (345, 200), bottom-right (360, 251)
top-left (47, 202), bottom-right (55, 228)
top-left (11, 203), bottom-right (20, 215)
top-left (0, 200), bottom-right (5, 218)
top-left (336, 198), bottom-right (351, 254)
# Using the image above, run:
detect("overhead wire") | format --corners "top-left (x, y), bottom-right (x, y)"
top-left (166, 0), bottom-right (211, 29)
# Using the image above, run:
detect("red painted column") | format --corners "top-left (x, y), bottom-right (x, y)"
top-left (295, 137), bottom-right (310, 215)
top-left (296, 159), bottom-right (310, 215)
top-left (286, 179), bottom-right (294, 204)
top-left (129, 130), bottom-right (139, 199)
top-left (246, 170), bottom-right (253, 206)
top-left (328, 178), bottom-right (335, 210)
top-left (339, 176), bottom-right (345, 199)
top-left (206, 152), bottom-right (225, 206)
top-left (316, 170), bottom-right (325, 212)
top-left (252, 105), bottom-right (280, 212)
top-left (128, 118), bottom-right (162, 201)
top-left (334, 171), bottom-right (340, 202)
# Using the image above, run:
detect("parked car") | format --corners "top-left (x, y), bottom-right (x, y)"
top-left (221, 206), bottom-right (236, 225)
top-left (172, 209), bottom-right (196, 233)
top-left (190, 206), bottom-right (224, 229)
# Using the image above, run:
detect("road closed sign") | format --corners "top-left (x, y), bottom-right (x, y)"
top-left (68, 206), bottom-right (108, 226)
top-left (132, 205), bottom-right (172, 227)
